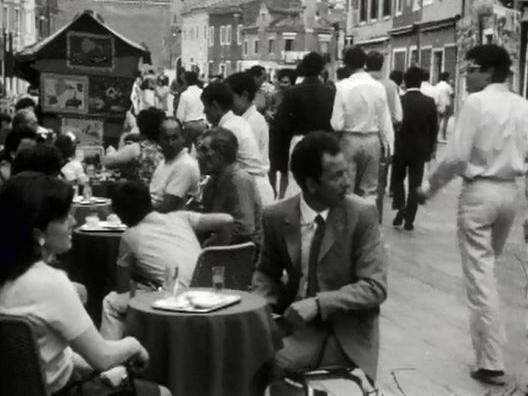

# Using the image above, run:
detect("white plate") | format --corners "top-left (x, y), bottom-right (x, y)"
top-left (152, 291), bottom-right (241, 312)
top-left (99, 221), bottom-right (126, 230)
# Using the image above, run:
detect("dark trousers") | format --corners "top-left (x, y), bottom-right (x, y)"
top-left (391, 156), bottom-right (425, 225)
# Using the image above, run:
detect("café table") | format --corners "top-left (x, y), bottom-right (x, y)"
top-left (69, 227), bottom-right (123, 326)
top-left (91, 180), bottom-right (118, 199)
top-left (71, 198), bottom-right (112, 225)
top-left (126, 290), bottom-right (281, 396)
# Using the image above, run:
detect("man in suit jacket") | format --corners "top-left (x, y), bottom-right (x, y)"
top-left (273, 52), bottom-right (336, 198)
top-left (252, 132), bottom-right (387, 381)
top-left (392, 67), bottom-right (438, 230)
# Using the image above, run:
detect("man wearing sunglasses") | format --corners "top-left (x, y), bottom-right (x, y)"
top-left (417, 44), bottom-right (528, 386)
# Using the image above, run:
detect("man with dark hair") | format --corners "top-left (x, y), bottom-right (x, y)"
top-left (226, 72), bottom-right (274, 205)
top-left (11, 108), bottom-right (38, 132)
top-left (252, 131), bottom-right (387, 380)
top-left (336, 66), bottom-right (351, 82)
top-left (100, 180), bottom-right (234, 339)
top-left (417, 44), bottom-right (527, 386)
top-left (331, 45), bottom-right (393, 205)
top-left (248, 65), bottom-right (273, 115)
top-left (391, 67), bottom-right (437, 231)
top-left (0, 125), bottom-right (38, 186)
top-left (420, 69), bottom-right (439, 106)
top-left (274, 51), bottom-right (335, 198)
top-left (0, 112), bottom-right (11, 146)
top-left (176, 71), bottom-right (206, 148)
top-left (198, 127), bottom-right (262, 247)
top-left (435, 71), bottom-right (454, 141)
top-left (12, 143), bottom-right (63, 177)
top-left (200, 82), bottom-right (267, 187)
top-left (389, 70), bottom-right (404, 94)
top-left (149, 118), bottom-right (200, 213)
top-left (14, 97), bottom-right (37, 112)
top-left (366, 51), bottom-right (402, 128)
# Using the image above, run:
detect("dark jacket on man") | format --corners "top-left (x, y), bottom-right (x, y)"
top-left (395, 89), bottom-right (438, 162)
top-left (273, 77), bottom-right (335, 172)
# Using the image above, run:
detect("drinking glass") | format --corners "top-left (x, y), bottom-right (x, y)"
top-left (163, 266), bottom-right (179, 298)
top-left (211, 266), bottom-right (225, 292)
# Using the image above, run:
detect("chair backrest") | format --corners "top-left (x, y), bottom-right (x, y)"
top-left (0, 314), bottom-right (48, 396)
top-left (190, 242), bottom-right (257, 291)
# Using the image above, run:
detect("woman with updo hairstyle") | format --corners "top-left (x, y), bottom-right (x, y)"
top-left (0, 172), bottom-right (170, 396)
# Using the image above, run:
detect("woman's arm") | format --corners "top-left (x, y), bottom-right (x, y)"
top-left (70, 326), bottom-right (148, 372)
top-left (102, 143), bottom-right (140, 168)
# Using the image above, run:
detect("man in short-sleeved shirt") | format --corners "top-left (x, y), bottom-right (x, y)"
top-left (101, 181), bottom-right (234, 340)
top-left (150, 118), bottom-right (200, 212)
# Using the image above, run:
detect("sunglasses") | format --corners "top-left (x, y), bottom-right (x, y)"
top-left (463, 63), bottom-right (482, 73)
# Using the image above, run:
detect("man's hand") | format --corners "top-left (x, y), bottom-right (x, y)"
top-left (283, 298), bottom-right (319, 327)
top-left (416, 186), bottom-right (427, 205)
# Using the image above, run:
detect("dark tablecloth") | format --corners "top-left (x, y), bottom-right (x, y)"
top-left (70, 229), bottom-right (122, 326)
top-left (71, 201), bottom-right (112, 226)
top-left (126, 290), bottom-right (281, 396)
top-left (91, 181), bottom-right (118, 199)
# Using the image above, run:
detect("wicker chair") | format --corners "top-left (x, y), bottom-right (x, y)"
top-left (190, 242), bottom-right (257, 291)
top-left (0, 313), bottom-right (48, 396)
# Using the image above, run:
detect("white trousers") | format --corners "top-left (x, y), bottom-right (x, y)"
top-left (457, 179), bottom-right (517, 371)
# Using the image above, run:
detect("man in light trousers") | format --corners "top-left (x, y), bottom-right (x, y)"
top-left (331, 46), bottom-right (393, 205)
top-left (418, 44), bottom-right (528, 386)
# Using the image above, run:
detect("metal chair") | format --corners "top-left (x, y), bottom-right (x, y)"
top-left (190, 242), bottom-right (257, 291)
top-left (0, 313), bottom-right (48, 396)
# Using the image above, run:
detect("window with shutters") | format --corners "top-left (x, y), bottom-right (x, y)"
top-left (226, 25), bottom-right (232, 44)
top-left (220, 26), bottom-right (226, 45)
top-left (360, 0), bottom-right (368, 22)
top-left (370, 0), bottom-right (379, 20)
top-left (382, 0), bottom-right (391, 16)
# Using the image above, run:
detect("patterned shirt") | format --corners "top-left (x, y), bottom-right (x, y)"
top-left (135, 140), bottom-right (164, 186)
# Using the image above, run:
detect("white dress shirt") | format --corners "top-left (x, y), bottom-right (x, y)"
top-left (297, 194), bottom-right (329, 299)
top-left (218, 110), bottom-right (267, 176)
top-left (242, 104), bottom-right (270, 173)
top-left (424, 83), bottom-right (528, 197)
top-left (176, 85), bottom-right (205, 122)
top-left (331, 70), bottom-right (394, 152)
top-left (421, 82), bottom-right (440, 107)
top-left (435, 80), bottom-right (454, 114)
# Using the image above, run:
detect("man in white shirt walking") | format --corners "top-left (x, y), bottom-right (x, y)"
top-left (226, 72), bottom-right (274, 205)
top-left (200, 82), bottom-right (270, 204)
top-left (176, 71), bottom-right (207, 148)
top-left (435, 72), bottom-right (454, 141)
top-left (418, 44), bottom-right (528, 386)
top-left (331, 46), bottom-right (394, 204)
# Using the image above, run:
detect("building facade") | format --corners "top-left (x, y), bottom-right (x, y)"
top-left (1, 0), bottom-right (37, 97)
top-left (55, 0), bottom-right (173, 68)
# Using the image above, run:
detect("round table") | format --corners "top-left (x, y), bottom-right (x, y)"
top-left (126, 290), bottom-right (281, 396)
top-left (91, 180), bottom-right (118, 199)
top-left (70, 228), bottom-right (122, 326)
top-left (71, 200), bottom-right (112, 226)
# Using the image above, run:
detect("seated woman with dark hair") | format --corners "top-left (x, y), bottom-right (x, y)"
top-left (0, 172), bottom-right (170, 396)
top-left (102, 107), bottom-right (165, 185)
